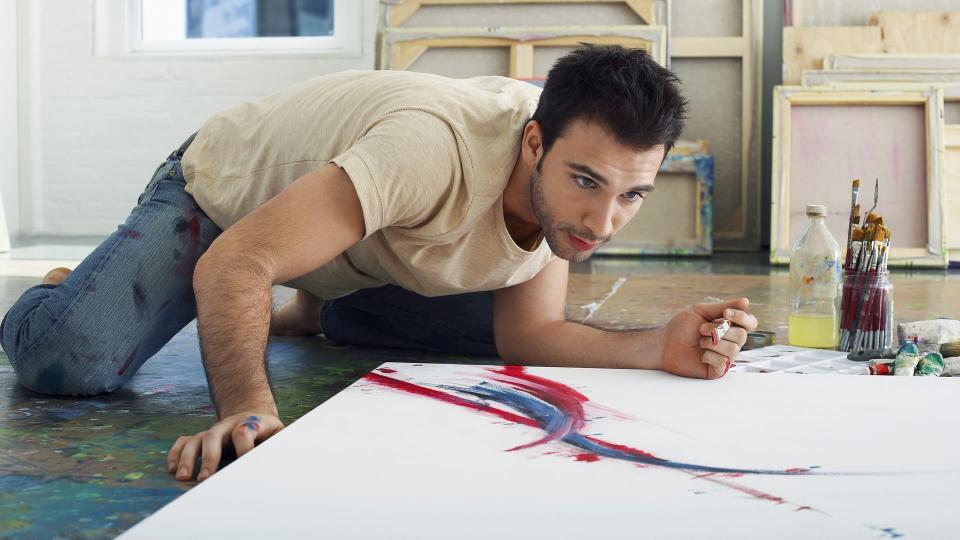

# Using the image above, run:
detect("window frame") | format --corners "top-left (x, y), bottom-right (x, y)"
top-left (93, 0), bottom-right (363, 57)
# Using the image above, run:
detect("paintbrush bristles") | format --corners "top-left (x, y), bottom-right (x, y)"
top-left (853, 179), bottom-right (861, 188)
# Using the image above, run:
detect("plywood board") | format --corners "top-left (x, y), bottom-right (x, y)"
top-left (121, 363), bottom-right (960, 539)
top-left (380, 26), bottom-right (668, 76)
top-left (782, 26), bottom-right (883, 85)
top-left (771, 87), bottom-right (947, 268)
top-left (947, 125), bottom-right (960, 261)
top-left (824, 53), bottom-right (960, 71)
top-left (788, 0), bottom-right (960, 27)
top-left (869, 11), bottom-right (960, 54)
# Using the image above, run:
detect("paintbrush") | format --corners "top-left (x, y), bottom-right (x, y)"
top-left (845, 179), bottom-right (860, 269)
top-left (941, 341), bottom-right (960, 358)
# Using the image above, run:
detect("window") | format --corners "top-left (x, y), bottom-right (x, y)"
top-left (94, 0), bottom-right (362, 56)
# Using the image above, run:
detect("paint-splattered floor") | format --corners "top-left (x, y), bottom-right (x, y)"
top-left (2, 248), bottom-right (959, 539)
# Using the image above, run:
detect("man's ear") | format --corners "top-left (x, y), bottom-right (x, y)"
top-left (522, 120), bottom-right (544, 166)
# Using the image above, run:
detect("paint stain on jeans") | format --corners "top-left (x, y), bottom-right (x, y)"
top-left (173, 214), bottom-right (202, 276)
top-left (32, 364), bottom-right (66, 395)
top-left (117, 346), bottom-right (140, 377)
top-left (118, 227), bottom-right (143, 240)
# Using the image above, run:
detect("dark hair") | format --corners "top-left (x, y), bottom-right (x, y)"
top-left (531, 44), bottom-right (687, 155)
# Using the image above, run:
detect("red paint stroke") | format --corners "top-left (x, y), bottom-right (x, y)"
top-left (378, 367), bottom-right (397, 374)
top-left (117, 346), bottom-right (140, 376)
top-left (583, 435), bottom-right (658, 460)
top-left (365, 367), bottom-right (823, 513)
top-left (364, 372), bottom-right (536, 428)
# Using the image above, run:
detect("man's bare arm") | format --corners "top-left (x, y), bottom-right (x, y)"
top-left (493, 259), bottom-right (756, 377)
top-left (169, 163), bottom-right (365, 481)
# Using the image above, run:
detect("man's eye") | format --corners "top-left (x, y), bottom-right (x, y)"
top-left (623, 191), bottom-right (643, 202)
top-left (574, 176), bottom-right (596, 189)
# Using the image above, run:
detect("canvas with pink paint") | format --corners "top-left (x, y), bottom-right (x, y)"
top-left (122, 363), bottom-right (960, 539)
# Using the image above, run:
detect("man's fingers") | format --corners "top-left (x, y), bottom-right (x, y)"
top-left (176, 437), bottom-right (202, 481)
top-left (700, 349), bottom-right (727, 372)
top-left (198, 429), bottom-right (229, 482)
top-left (721, 308), bottom-right (758, 333)
top-left (167, 436), bottom-right (190, 473)
top-left (232, 416), bottom-right (262, 458)
top-left (700, 335), bottom-right (740, 359)
top-left (722, 326), bottom-right (747, 347)
top-left (693, 297), bottom-right (750, 322)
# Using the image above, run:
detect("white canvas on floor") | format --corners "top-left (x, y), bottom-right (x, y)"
top-left (122, 363), bottom-right (960, 539)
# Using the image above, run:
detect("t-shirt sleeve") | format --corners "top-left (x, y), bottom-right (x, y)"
top-left (329, 109), bottom-right (464, 238)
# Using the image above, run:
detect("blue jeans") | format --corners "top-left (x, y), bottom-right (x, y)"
top-left (1, 136), bottom-right (497, 397)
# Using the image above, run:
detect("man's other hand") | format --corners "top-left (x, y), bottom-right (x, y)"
top-left (167, 412), bottom-right (285, 482)
top-left (659, 297), bottom-right (757, 379)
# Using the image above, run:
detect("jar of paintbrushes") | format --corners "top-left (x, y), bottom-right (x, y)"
top-left (839, 190), bottom-right (894, 353)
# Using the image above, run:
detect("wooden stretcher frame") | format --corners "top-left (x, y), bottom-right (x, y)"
top-left (771, 86), bottom-right (948, 268)
top-left (597, 140), bottom-right (714, 256)
top-left (802, 70), bottom-right (960, 100)
top-left (669, 0), bottom-right (762, 251)
top-left (381, 0), bottom-right (662, 28)
top-left (379, 25), bottom-right (668, 76)
top-left (824, 54), bottom-right (960, 72)
top-left (948, 125), bottom-right (960, 265)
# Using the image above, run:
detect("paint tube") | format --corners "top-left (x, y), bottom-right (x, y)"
top-left (893, 342), bottom-right (920, 376)
top-left (943, 357), bottom-right (960, 377)
top-left (915, 352), bottom-right (945, 377)
top-left (868, 358), bottom-right (895, 375)
top-left (712, 319), bottom-right (731, 345)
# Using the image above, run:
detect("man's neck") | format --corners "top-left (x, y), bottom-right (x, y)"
top-left (502, 153), bottom-right (541, 248)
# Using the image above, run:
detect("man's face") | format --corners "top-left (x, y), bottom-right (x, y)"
top-left (529, 119), bottom-right (664, 262)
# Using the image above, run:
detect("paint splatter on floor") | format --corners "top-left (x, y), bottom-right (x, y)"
top-left (0, 321), bottom-right (494, 539)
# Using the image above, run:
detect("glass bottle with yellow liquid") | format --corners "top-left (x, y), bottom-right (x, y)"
top-left (788, 204), bottom-right (842, 348)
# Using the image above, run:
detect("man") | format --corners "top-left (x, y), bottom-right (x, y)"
top-left (1, 45), bottom-right (757, 483)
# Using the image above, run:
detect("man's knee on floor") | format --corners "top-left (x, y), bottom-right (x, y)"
top-left (4, 323), bottom-right (125, 396)
top-left (9, 349), bottom-right (123, 396)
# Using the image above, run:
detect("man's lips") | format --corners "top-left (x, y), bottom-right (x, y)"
top-left (568, 232), bottom-right (597, 251)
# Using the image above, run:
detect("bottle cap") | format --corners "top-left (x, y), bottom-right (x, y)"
top-left (806, 204), bottom-right (826, 217)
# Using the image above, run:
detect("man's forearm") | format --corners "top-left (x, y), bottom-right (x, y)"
top-left (194, 253), bottom-right (277, 418)
top-left (498, 320), bottom-right (665, 370)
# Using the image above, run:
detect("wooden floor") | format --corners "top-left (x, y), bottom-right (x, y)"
top-left (1, 250), bottom-right (958, 538)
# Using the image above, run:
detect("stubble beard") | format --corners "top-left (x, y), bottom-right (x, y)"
top-left (529, 163), bottom-right (597, 263)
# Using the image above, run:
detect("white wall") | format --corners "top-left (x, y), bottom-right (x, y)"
top-left (1, 2), bottom-right (18, 245)
top-left (18, 0), bottom-right (379, 237)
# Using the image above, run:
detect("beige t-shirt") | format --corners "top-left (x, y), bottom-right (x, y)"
top-left (181, 69), bottom-right (555, 299)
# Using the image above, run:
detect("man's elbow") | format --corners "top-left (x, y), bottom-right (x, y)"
top-left (494, 319), bottom-right (561, 365)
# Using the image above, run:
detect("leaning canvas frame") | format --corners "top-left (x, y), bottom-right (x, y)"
top-left (670, 0), bottom-right (763, 251)
top-left (771, 86), bottom-right (947, 268)
top-left (379, 25), bottom-right (668, 76)
top-left (802, 70), bottom-right (960, 100)
top-left (823, 54), bottom-right (960, 72)
top-left (598, 140), bottom-right (713, 256)
top-left (382, 0), bottom-right (666, 27)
